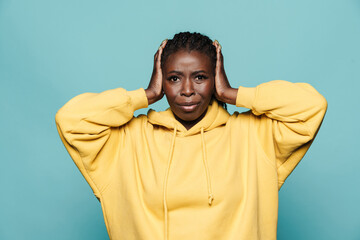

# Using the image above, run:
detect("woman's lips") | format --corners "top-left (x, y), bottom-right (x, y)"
top-left (177, 103), bottom-right (199, 112)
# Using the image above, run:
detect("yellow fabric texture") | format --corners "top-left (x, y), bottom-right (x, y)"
top-left (55, 80), bottom-right (327, 240)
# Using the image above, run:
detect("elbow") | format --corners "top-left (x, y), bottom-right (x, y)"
top-left (55, 108), bottom-right (65, 125)
top-left (55, 109), bottom-right (65, 136)
top-left (307, 94), bottom-right (327, 140)
top-left (55, 110), bottom-right (61, 124)
top-left (55, 107), bottom-right (71, 134)
top-left (318, 94), bottom-right (328, 112)
top-left (315, 94), bottom-right (328, 119)
top-left (319, 94), bottom-right (328, 121)
top-left (299, 82), bottom-right (327, 113)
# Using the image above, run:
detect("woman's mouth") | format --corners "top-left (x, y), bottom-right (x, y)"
top-left (178, 103), bottom-right (199, 112)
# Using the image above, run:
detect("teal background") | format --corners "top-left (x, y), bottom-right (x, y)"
top-left (1, 0), bottom-right (359, 239)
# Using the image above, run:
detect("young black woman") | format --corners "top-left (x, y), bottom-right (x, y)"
top-left (56, 32), bottom-right (327, 240)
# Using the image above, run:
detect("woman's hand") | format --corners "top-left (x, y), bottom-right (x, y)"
top-left (213, 40), bottom-right (238, 105)
top-left (145, 39), bottom-right (168, 105)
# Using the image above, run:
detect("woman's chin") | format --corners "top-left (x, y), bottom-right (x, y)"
top-left (173, 109), bottom-right (208, 128)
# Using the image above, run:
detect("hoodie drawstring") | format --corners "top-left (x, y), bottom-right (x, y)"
top-left (163, 126), bottom-right (177, 240)
top-left (201, 127), bottom-right (214, 206)
top-left (163, 126), bottom-right (214, 240)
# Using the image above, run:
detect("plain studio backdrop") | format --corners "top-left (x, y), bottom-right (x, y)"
top-left (1, 0), bottom-right (359, 239)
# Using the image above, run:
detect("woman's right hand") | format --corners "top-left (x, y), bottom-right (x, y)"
top-left (145, 39), bottom-right (168, 105)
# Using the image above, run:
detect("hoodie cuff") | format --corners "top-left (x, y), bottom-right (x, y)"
top-left (127, 88), bottom-right (149, 110)
top-left (235, 86), bottom-right (256, 109)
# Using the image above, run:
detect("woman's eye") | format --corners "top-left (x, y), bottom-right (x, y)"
top-left (196, 75), bottom-right (208, 80)
top-left (168, 76), bottom-right (179, 82)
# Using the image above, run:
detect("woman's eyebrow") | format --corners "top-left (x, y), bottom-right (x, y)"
top-left (167, 70), bottom-right (207, 75)
top-left (168, 70), bottom-right (184, 75)
top-left (192, 70), bottom-right (207, 75)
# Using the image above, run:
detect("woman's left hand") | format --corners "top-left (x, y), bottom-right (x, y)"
top-left (213, 40), bottom-right (238, 105)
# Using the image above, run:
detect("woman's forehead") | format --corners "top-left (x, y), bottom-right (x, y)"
top-left (163, 50), bottom-right (212, 72)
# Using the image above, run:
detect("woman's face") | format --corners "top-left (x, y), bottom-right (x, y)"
top-left (162, 50), bottom-right (215, 129)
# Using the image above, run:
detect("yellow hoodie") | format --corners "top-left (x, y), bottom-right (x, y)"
top-left (55, 80), bottom-right (327, 240)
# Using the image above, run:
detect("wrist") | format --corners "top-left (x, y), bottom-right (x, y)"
top-left (145, 88), bottom-right (162, 105)
top-left (217, 87), bottom-right (238, 105)
top-left (145, 89), bottom-right (155, 105)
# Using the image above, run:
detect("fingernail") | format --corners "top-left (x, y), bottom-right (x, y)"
top-left (217, 41), bottom-right (222, 49)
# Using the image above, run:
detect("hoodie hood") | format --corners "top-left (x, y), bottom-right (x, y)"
top-left (147, 99), bottom-right (230, 135)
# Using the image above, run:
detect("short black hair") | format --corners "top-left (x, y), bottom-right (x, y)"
top-left (161, 31), bottom-right (217, 73)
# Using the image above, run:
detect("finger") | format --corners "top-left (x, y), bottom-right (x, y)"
top-left (156, 48), bottom-right (162, 63)
top-left (156, 49), bottom-right (163, 67)
top-left (161, 39), bottom-right (168, 47)
top-left (213, 40), bottom-right (222, 50)
top-left (218, 52), bottom-right (224, 71)
top-left (214, 41), bottom-right (222, 66)
top-left (155, 39), bottom-right (167, 58)
top-left (156, 40), bottom-right (166, 59)
top-left (159, 39), bottom-right (168, 50)
top-left (215, 44), bottom-right (222, 67)
top-left (157, 39), bottom-right (168, 64)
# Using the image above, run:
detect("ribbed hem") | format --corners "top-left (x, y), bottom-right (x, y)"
top-left (127, 88), bottom-right (149, 110)
top-left (235, 86), bottom-right (256, 109)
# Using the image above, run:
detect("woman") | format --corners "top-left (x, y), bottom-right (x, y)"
top-left (55, 32), bottom-right (327, 240)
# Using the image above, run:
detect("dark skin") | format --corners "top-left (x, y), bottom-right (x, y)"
top-left (145, 39), bottom-right (238, 130)
top-left (161, 50), bottom-right (214, 129)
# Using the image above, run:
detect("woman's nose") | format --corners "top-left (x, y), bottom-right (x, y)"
top-left (180, 78), bottom-right (195, 97)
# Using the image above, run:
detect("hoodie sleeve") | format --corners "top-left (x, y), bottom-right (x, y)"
top-left (235, 80), bottom-right (327, 189)
top-left (55, 88), bottom-right (148, 197)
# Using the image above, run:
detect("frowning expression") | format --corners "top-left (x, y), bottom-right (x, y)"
top-left (162, 50), bottom-right (215, 130)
